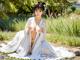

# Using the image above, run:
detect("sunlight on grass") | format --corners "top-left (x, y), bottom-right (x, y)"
top-left (46, 16), bottom-right (80, 37)
top-left (46, 33), bottom-right (80, 46)
top-left (0, 31), bottom-right (16, 41)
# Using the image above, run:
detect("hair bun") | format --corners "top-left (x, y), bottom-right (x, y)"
top-left (33, 2), bottom-right (45, 11)
top-left (42, 2), bottom-right (45, 5)
top-left (38, 2), bottom-right (45, 6)
top-left (38, 2), bottom-right (40, 4)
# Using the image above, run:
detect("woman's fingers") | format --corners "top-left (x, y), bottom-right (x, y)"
top-left (37, 28), bottom-right (44, 32)
top-left (28, 26), bottom-right (44, 33)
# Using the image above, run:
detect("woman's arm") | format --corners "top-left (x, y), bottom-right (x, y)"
top-left (28, 27), bottom-right (37, 40)
top-left (38, 28), bottom-right (45, 33)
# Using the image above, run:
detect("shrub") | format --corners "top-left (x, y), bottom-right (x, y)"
top-left (0, 17), bottom-right (27, 31)
top-left (8, 19), bottom-right (26, 31)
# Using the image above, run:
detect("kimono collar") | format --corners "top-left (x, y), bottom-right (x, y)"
top-left (34, 17), bottom-right (42, 26)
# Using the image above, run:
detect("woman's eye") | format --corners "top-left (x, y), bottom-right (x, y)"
top-left (40, 10), bottom-right (42, 12)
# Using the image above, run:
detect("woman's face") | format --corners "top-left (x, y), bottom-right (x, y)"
top-left (34, 8), bottom-right (43, 18)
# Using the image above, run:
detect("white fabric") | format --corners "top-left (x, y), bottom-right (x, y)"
top-left (0, 17), bottom-right (75, 60)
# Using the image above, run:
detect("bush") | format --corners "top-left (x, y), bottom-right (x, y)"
top-left (8, 19), bottom-right (26, 31)
top-left (0, 16), bottom-right (27, 31)
top-left (75, 8), bottom-right (80, 14)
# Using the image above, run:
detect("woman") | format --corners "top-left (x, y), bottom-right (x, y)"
top-left (0, 2), bottom-right (75, 60)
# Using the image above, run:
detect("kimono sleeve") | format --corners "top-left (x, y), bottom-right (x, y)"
top-left (41, 19), bottom-right (46, 38)
top-left (24, 18), bottom-right (31, 31)
top-left (42, 19), bottom-right (46, 33)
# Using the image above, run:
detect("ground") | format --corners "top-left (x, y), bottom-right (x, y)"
top-left (0, 41), bottom-right (80, 60)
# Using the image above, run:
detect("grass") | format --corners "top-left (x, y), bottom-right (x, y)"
top-left (4, 57), bottom-right (30, 60)
top-left (46, 33), bottom-right (80, 46)
top-left (0, 31), bottom-right (16, 41)
top-left (0, 50), bottom-right (30, 60)
top-left (0, 31), bottom-right (80, 46)
top-left (46, 15), bottom-right (80, 37)
top-left (46, 14), bottom-right (80, 46)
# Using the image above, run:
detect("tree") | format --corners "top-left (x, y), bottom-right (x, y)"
top-left (0, 0), bottom-right (75, 19)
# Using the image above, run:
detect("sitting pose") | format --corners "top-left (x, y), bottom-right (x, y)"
top-left (0, 2), bottom-right (75, 60)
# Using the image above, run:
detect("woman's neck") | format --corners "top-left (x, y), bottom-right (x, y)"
top-left (35, 17), bottom-right (41, 24)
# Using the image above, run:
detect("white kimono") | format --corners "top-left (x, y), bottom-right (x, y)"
top-left (0, 17), bottom-right (75, 60)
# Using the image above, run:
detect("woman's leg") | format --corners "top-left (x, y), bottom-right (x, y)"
top-left (31, 30), bottom-right (37, 48)
top-left (28, 28), bottom-right (37, 54)
top-left (32, 32), bottom-right (44, 55)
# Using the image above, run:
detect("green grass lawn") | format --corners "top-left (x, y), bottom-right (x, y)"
top-left (46, 33), bottom-right (80, 46)
top-left (0, 31), bottom-right (80, 46)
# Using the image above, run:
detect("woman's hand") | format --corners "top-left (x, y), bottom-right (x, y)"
top-left (28, 25), bottom-right (44, 33)
top-left (37, 28), bottom-right (44, 32)
top-left (28, 26), bottom-right (37, 40)
top-left (36, 25), bottom-right (44, 33)
top-left (28, 26), bottom-right (35, 32)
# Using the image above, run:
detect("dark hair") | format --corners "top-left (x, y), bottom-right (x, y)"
top-left (33, 2), bottom-right (45, 12)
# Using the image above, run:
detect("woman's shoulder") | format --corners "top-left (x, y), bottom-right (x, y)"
top-left (26, 17), bottom-right (34, 24)
top-left (28, 17), bottom-right (34, 21)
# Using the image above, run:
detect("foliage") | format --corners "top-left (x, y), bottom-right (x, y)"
top-left (0, 16), bottom-right (27, 31)
top-left (45, 0), bottom-right (72, 17)
top-left (0, 51), bottom-right (30, 60)
top-left (46, 15), bottom-right (80, 37)
top-left (46, 33), bottom-right (80, 46)
top-left (0, 0), bottom-right (73, 19)
top-left (8, 19), bottom-right (26, 31)
top-left (0, 31), bottom-right (80, 46)
top-left (45, 14), bottom-right (80, 46)
top-left (5, 57), bottom-right (29, 60)
top-left (0, 31), bottom-right (16, 41)
top-left (75, 8), bottom-right (80, 14)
